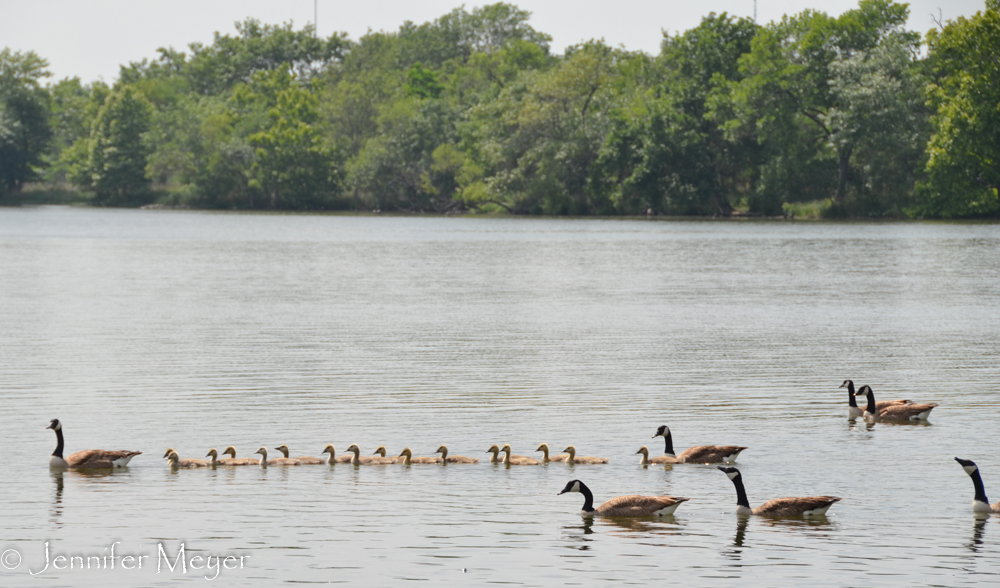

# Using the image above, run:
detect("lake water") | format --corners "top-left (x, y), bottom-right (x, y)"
top-left (1, 206), bottom-right (998, 587)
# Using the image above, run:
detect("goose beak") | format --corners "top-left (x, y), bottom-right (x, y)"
top-left (558, 489), bottom-right (568, 495)
top-left (651, 434), bottom-right (659, 438)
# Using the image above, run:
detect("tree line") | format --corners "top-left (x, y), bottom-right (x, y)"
top-left (1, 0), bottom-right (997, 218)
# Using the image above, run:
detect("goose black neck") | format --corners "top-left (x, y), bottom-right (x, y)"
top-left (579, 482), bottom-right (596, 512)
top-left (864, 390), bottom-right (876, 414)
top-left (662, 430), bottom-right (675, 456)
top-left (847, 382), bottom-right (858, 407)
top-left (52, 427), bottom-right (64, 458)
top-left (730, 474), bottom-right (750, 509)
top-left (970, 469), bottom-right (990, 504)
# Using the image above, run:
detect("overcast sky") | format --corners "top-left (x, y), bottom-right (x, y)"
top-left (1, 0), bottom-right (987, 84)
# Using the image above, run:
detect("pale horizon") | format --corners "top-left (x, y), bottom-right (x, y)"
top-left (1, 0), bottom-right (986, 84)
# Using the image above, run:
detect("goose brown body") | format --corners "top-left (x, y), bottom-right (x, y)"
top-left (46, 419), bottom-right (141, 469)
top-left (840, 380), bottom-right (910, 418)
top-left (372, 446), bottom-right (402, 464)
top-left (653, 425), bottom-right (746, 464)
top-left (436, 445), bottom-right (479, 463)
top-left (345, 444), bottom-right (390, 465)
top-left (322, 444), bottom-right (353, 464)
top-left (857, 386), bottom-right (937, 422)
top-left (559, 480), bottom-right (688, 517)
top-left (221, 446), bottom-right (260, 465)
top-left (719, 467), bottom-right (840, 517)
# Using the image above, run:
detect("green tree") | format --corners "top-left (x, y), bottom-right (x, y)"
top-left (918, 0), bottom-right (1000, 217)
top-left (0, 48), bottom-right (52, 198)
top-left (84, 86), bottom-right (154, 205)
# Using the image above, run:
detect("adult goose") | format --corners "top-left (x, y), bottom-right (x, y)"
top-left (857, 385), bottom-right (938, 422)
top-left (840, 380), bottom-right (909, 418)
top-left (536, 443), bottom-right (568, 463)
top-left (652, 425), bottom-right (746, 464)
top-left (254, 446), bottom-right (300, 466)
top-left (165, 450), bottom-right (209, 468)
top-left (635, 446), bottom-right (677, 465)
top-left (718, 467), bottom-right (841, 517)
top-left (275, 445), bottom-right (326, 465)
top-left (46, 419), bottom-right (141, 469)
top-left (321, 444), bottom-right (353, 464)
top-left (436, 445), bottom-right (479, 463)
top-left (398, 448), bottom-right (442, 465)
top-left (562, 446), bottom-right (609, 465)
top-left (955, 458), bottom-right (1000, 514)
top-left (559, 480), bottom-right (689, 517)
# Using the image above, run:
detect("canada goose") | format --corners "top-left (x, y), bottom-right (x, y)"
top-left (563, 446), bottom-right (609, 465)
top-left (165, 450), bottom-right (209, 468)
top-left (220, 446), bottom-right (259, 466)
top-left (559, 479), bottom-right (689, 517)
top-left (955, 458), bottom-right (1000, 513)
top-left (46, 419), bottom-right (141, 469)
top-left (205, 448), bottom-right (247, 466)
top-left (635, 446), bottom-right (677, 465)
top-left (652, 425), bottom-right (746, 464)
top-left (436, 445), bottom-right (479, 463)
top-left (345, 444), bottom-right (387, 465)
top-left (321, 444), bottom-right (353, 464)
top-left (275, 444), bottom-right (326, 465)
top-left (501, 444), bottom-right (540, 465)
top-left (487, 444), bottom-right (503, 463)
top-left (254, 446), bottom-right (300, 466)
top-left (718, 467), bottom-right (841, 517)
top-left (840, 380), bottom-right (910, 418)
top-left (536, 443), bottom-right (568, 463)
top-left (857, 385), bottom-right (938, 422)
top-left (372, 446), bottom-right (401, 464)
top-left (398, 448), bottom-right (442, 465)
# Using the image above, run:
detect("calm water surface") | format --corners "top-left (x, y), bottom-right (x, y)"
top-left (1, 206), bottom-right (998, 586)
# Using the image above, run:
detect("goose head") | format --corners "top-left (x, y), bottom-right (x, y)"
top-left (47, 419), bottom-right (62, 431)
top-left (346, 444), bottom-right (361, 455)
top-left (536, 443), bottom-right (550, 454)
top-left (162, 447), bottom-right (177, 459)
top-left (562, 446), bottom-right (577, 458)
top-left (955, 457), bottom-right (979, 476)
top-left (717, 466), bottom-right (741, 480)
top-left (275, 445), bottom-right (290, 458)
top-left (399, 448), bottom-right (413, 458)
top-left (165, 451), bottom-right (180, 465)
top-left (839, 379), bottom-right (853, 389)
top-left (435, 445), bottom-right (448, 458)
top-left (500, 444), bottom-right (513, 456)
top-left (652, 425), bottom-right (669, 439)
top-left (206, 448), bottom-right (219, 459)
top-left (223, 446), bottom-right (238, 458)
top-left (635, 446), bottom-right (650, 456)
top-left (374, 446), bottom-right (388, 457)
top-left (254, 446), bottom-right (268, 459)
top-left (486, 444), bottom-right (501, 455)
top-left (322, 444), bottom-right (335, 455)
top-left (558, 480), bottom-right (583, 495)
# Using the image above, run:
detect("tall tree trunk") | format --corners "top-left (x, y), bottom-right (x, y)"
top-left (835, 146), bottom-right (853, 204)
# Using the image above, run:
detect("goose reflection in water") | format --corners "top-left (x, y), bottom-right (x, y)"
top-left (595, 516), bottom-right (684, 538)
top-left (722, 517), bottom-right (749, 562)
top-left (561, 519), bottom-right (595, 550)
top-left (967, 515), bottom-right (990, 553)
top-left (49, 470), bottom-right (64, 525)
